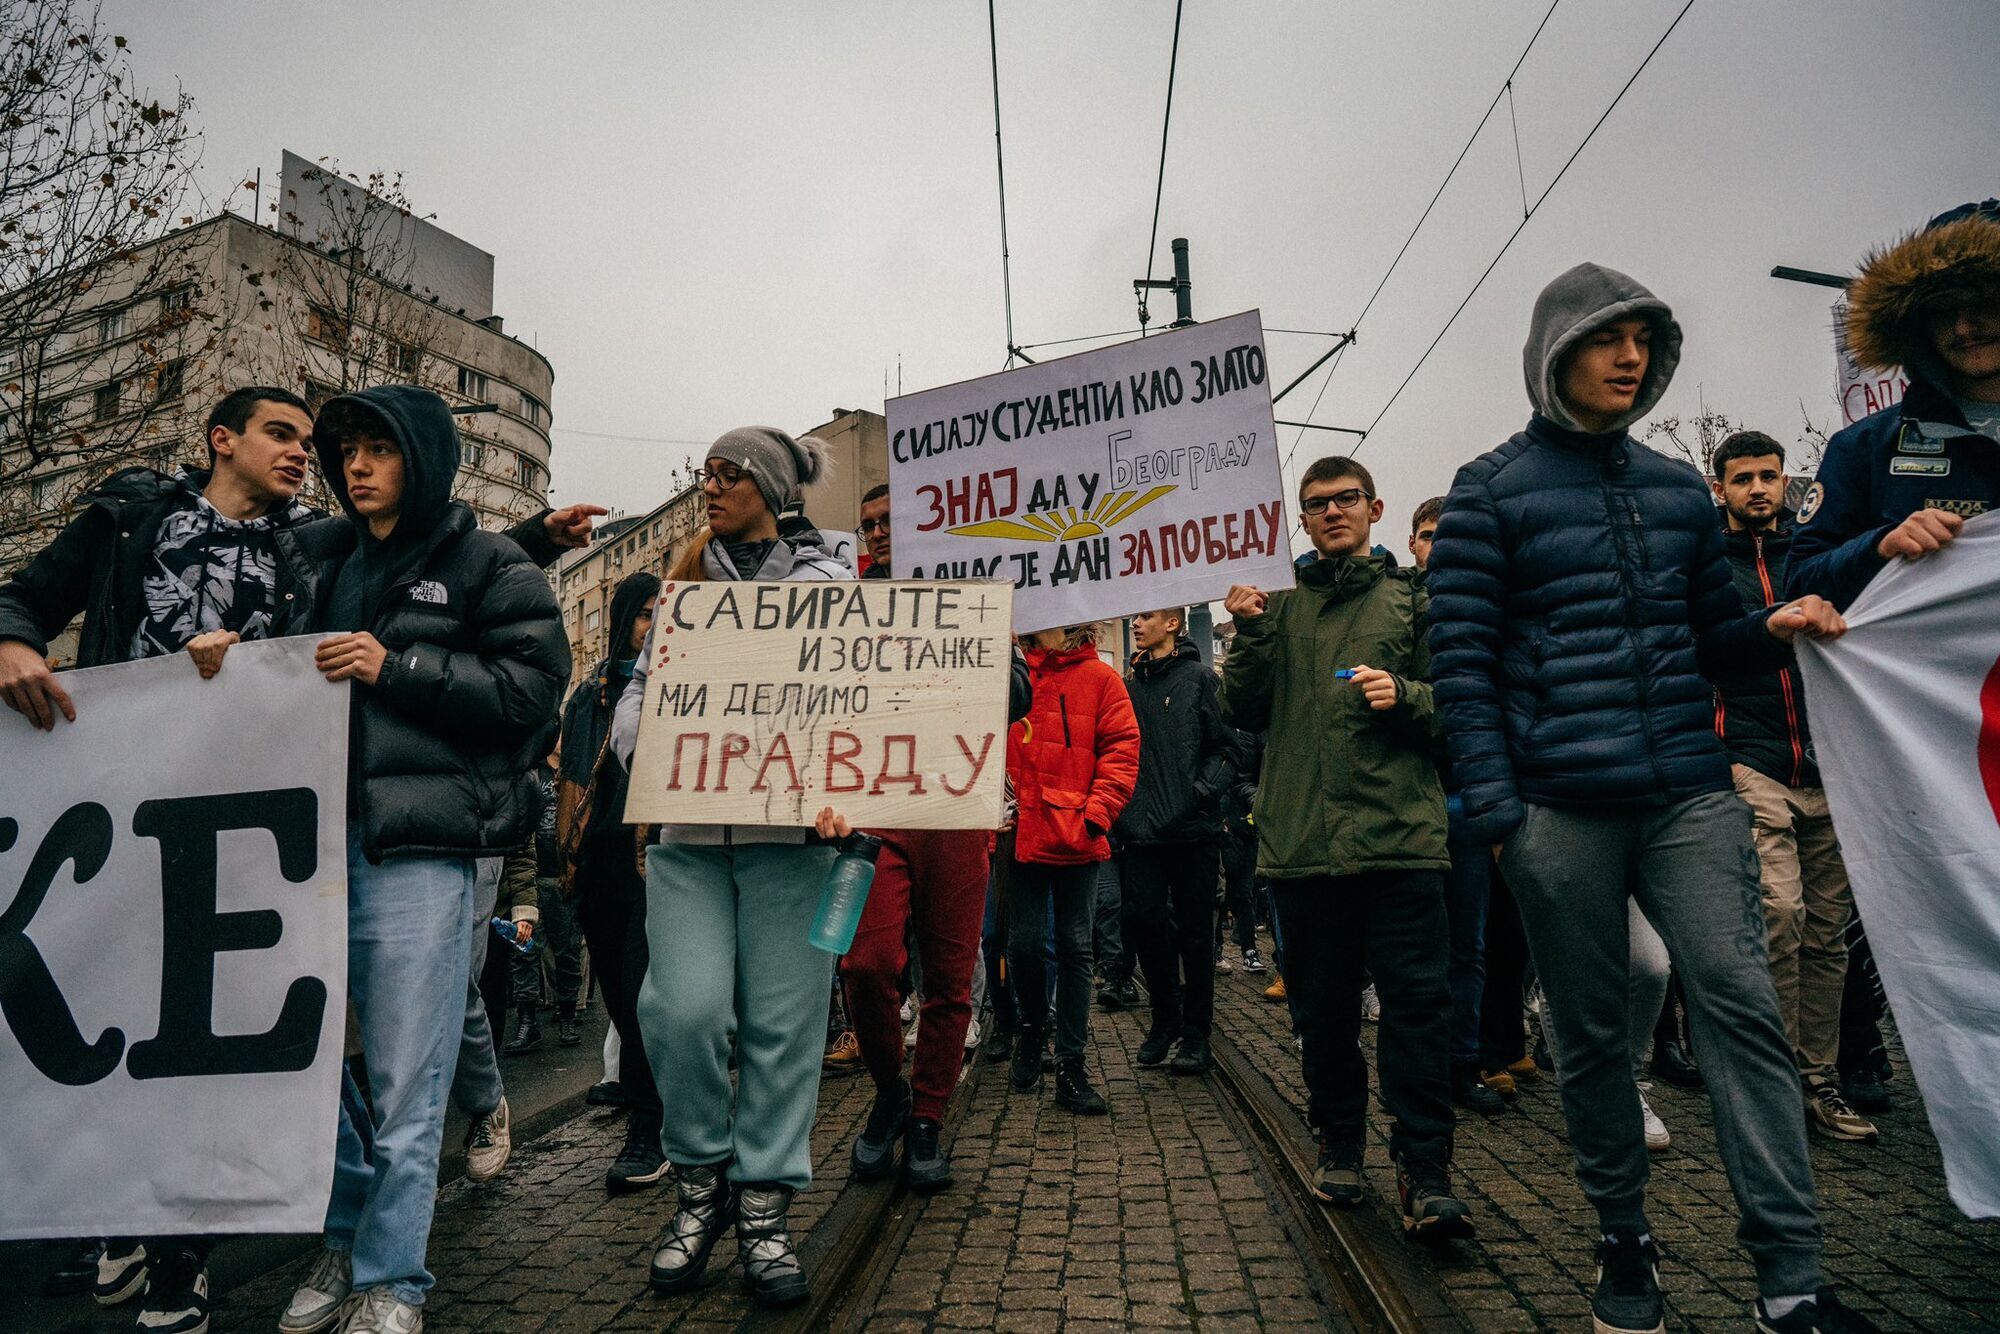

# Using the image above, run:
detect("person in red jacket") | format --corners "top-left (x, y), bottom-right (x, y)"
top-left (1005, 622), bottom-right (1140, 1114)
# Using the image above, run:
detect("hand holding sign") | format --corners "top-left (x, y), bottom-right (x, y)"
top-left (1224, 585), bottom-right (1269, 620)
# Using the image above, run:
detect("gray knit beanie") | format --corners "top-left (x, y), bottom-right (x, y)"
top-left (709, 426), bottom-right (829, 518)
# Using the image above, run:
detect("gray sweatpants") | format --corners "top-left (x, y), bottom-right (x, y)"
top-left (1500, 791), bottom-right (1823, 1297)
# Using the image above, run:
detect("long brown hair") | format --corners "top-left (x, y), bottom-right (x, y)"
top-left (668, 529), bottom-right (712, 581)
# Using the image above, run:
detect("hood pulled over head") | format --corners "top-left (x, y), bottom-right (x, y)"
top-left (1523, 262), bottom-right (1682, 434)
top-left (314, 384), bottom-right (463, 534)
top-left (606, 571), bottom-right (660, 666)
top-left (1844, 200), bottom-right (2000, 385)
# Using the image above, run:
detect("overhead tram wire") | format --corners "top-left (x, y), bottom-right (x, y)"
top-left (1351, 0), bottom-right (1696, 455)
top-left (1137, 0), bottom-right (1186, 335)
top-left (1281, 0), bottom-right (1564, 478)
top-left (987, 0), bottom-right (1024, 367)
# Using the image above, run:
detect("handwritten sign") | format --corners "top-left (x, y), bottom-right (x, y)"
top-left (886, 310), bottom-right (1295, 631)
top-left (624, 580), bottom-right (1012, 829)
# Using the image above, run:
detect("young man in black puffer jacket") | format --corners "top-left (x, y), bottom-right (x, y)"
top-left (1113, 607), bottom-right (1242, 1075)
top-left (1427, 265), bottom-right (1875, 1334)
top-left (274, 385), bottom-right (569, 1334)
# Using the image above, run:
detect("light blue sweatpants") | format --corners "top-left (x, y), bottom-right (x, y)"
top-left (638, 841), bottom-right (837, 1190)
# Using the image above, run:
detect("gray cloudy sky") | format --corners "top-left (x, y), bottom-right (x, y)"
top-left (106, 0), bottom-right (1998, 531)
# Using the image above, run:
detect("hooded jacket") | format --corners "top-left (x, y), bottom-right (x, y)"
top-left (1219, 553), bottom-right (1448, 878)
top-left (1427, 264), bottom-right (1789, 842)
top-left (307, 384), bottom-right (570, 862)
top-left (1715, 513), bottom-right (1818, 788)
top-left (557, 570), bottom-right (659, 863)
top-left (1788, 205), bottom-right (2000, 609)
top-left (1112, 637), bottom-right (1241, 846)
top-left (609, 531), bottom-right (853, 846)
top-left (1007, 642), bottom-right (1140, 866)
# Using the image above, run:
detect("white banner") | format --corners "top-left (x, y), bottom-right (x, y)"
top-left (886, 311), bottom-right (1296, 631)
top-left (0, 638), bottom-right (349, 1239)
top-left (625, 581), bottom-right (1012, 829)
top-left (1834, 294), bottom-right (1907, 427)
top-left (1796, 514), bottom-right (2000, 1218)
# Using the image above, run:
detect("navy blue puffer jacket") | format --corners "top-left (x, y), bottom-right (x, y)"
top-left (1428, 416), bottom-right (1788, 842)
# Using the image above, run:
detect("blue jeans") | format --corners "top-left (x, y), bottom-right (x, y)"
top-left (982, 857), bottom-right (1056, 1029)
top-left (1443, 808), bottom-right (1492, 1069)
top-left (451, 857), bottom-right (504, 1119)
top-left (324, 829), bottom-right (475, 1305)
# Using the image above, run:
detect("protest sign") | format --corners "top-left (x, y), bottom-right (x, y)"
top-left (1797, 514), bottom-right (2000, 1218)
top-left (0, 637), bottom-right (349, 1240)
top-left (886, 311), bottom-right (1296, 631)
top-left (1834, 293), bottom-right (1907, 427)
top-left (624, 580), bottom-right (1012, 829)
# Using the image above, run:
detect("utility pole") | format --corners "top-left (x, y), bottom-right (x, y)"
top-left (1132, 238), bottom-right (1215, 663)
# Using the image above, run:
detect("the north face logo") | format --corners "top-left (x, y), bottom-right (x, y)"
top-left (410, 580), bottom-right (448, 606)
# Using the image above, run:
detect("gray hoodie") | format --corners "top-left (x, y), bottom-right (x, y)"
top-left (610, 532), bottom-right (855, 846)
top-left (1523, 262), bottom-right (1682, 433)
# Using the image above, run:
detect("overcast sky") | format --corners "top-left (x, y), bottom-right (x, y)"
top-left (104, 0), bottom-right (1998, 534)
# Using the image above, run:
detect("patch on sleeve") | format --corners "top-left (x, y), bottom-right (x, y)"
top-left (1795, 481), bottom-right (1825, 524)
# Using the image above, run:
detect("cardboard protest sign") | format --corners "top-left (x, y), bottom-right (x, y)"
top-left (886, 310), bottom-right (1296, 631)
top-left (624, 580), bottom-right (1012, 829)
top-left (0, 638), bottom-right (348, 1240)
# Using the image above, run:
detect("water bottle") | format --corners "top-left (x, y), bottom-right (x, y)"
top-left (491, 917), bottom-right (537, 955)
top-left (808, 833), bottom-right (882, 955)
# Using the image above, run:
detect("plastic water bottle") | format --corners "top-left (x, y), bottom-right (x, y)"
top-left (491, 917), bottom-right (537, 955)
top-left (809, 833), bottom-right (882, 955)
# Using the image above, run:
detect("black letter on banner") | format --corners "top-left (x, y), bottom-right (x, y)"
top-left (0, 805), bottom-right (125, 1086)
top-left (125, 789), bottom-right (327, 1079)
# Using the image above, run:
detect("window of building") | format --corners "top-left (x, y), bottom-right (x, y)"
top-left (32, 474), bottom-right (58, 509)
top-left (586, 609), bottom-right (601, 631)
top-left (394, 342), bottom-right (421, 377)
top-left (32, 396), bottom-right (68, 435)
top-left (651, 520), bottom-right (662, 542)
top-left (97, 309), bottom-right (127, 344)
top-left (94, 381), bottom-right (122, 422)
top-left (161, 286), bottom-right (194, 315)
top-left (520, 392), bottom-right (546, 427)
top-left (155, 360), bottom-right (184, 404)
top-left (457, 366), bottom-right (489, 400)
top-left (306, 304), bottom-right (350, 346)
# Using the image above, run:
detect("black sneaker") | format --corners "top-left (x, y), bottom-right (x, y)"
top-left (1054, 1058), bottom-right (1108, 1115)
top-left (1592, 1231), bottom-right (1665, 1334)
top-left (1136, 1023), bottom-right (1176, 1068)
top-left (557, 1010), bottom-right (582, 1047)
top-left (43, 1240), bottom-right (100, 1297)
top-left (139, 1249), bottom-right (210, 1334)
top-left (852, 1078), bottom-right (910, 1180)
top-left (93, 1240), bottom-right (149, 1306)
top-left (586, 1080), bottom-right (626, 1108)
top-left (1394, 1155), bottom-right (1473, 1243)
top-left (607, 1119), bottom-right (673, 1194)
top-left (982, 1019), bottom-right (1015, 1065)
top-left (1650, 1039), bottom-right (1704, 1089)
top-left (1096, 977), bottom-right (1132, 1010)
top-left (1754, 1288), bottom-right (1883, 1334)
top-left (503, 1012), bottom-right (542, 1056)
top-left (1841, 1068), bottom-right (1890, 1115)
top-left (1169, 1036), bottom-right (1211, 1075)
top-left (1312, 1137), bottom-right (1364, 1206)
top-left (1451, 1063), bottom-right (1507, 1117)
top-left (1009, 1027), bottom-right (1045, 1092)
top-left (905, 1116), bottom-right (952, 1192)
top-left (1241, 946), bottom-right (1267, 974)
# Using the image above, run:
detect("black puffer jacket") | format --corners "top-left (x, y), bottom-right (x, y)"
top-left (310, 385), bottom-right (570, 863)
top-left (1113, 637), bottom-right (1240, 846)
top-left (1428, 264), bottom-right (1789, 842)
top-left (1715, 515), bottom-right (1816, 788)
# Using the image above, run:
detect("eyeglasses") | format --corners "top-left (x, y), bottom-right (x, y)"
top-left (697, 464), bottom-right (747, 491)
top-left (859, 516), bottom-right (891, 535)
top-left (1300, 488), bottom-right (1372, 516)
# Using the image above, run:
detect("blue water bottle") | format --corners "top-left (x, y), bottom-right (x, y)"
top-left (491, 917), bottom-right (537, 955)
top-left (809, 833), bottom-right (883, 954)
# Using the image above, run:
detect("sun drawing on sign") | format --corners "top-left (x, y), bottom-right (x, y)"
top-left (947, 485), bottom-right (1176, 543)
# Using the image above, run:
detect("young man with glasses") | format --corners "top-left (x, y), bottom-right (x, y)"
top-left (1220, 458), bottom-right (1471, 1243)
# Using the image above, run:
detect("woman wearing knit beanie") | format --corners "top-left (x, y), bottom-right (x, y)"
top-left (608, 426), bottom-right (853, 1306)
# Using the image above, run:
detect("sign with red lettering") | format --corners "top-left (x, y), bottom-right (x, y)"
top-left (886, 310), bottom-right (1296, 632)
top-left (623, 581), bottom-right (1013, 829)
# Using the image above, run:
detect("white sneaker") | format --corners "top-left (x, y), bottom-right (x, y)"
top-left (1638, 1085), bottom-right (1670, 1151)
top-left (963, 1014), bottom-right (982, 1051)
top-left (1361, 983), bottom-right (1381, 1024)
top-left (898, 996), bottom-right (915, 1024)
top-left (278, 1248), bottom-right (353, 1334)
top-left (335, 1286), bottom-right (422, 1334)
top-left (465, 1095), bottom-right (512, 1182)
top-left (902, 1012), bottom-right (921, 1051)
top-left (1215, 951), bottom-right (1233, 974)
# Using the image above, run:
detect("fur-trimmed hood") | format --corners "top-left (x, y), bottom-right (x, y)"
top-left (1845, 202), bottom-right (2000, 382)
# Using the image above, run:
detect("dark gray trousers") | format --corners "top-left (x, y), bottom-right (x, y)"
top-left (1500, 791), bottom-right (1823, 1297)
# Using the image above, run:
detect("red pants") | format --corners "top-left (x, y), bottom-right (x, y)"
top-left (842, 829), bottom-right (990, 1121)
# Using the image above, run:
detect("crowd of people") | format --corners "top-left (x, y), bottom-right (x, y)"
top-left (3, 197), bottom-right (1993, 1334)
